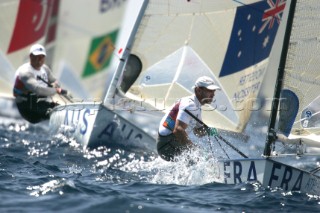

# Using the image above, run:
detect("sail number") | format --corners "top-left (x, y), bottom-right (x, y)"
top-left (64, 109), bottom-right (91, 135)
top-left (223, 160), bottom-right (315, 191)
top-left (63, 108), bottom-right (143, 142)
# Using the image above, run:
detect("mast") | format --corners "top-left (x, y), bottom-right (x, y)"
top-left (264, 0), bottom-right (297, 156)
top-left (103, 0), bottom-right (149, 104)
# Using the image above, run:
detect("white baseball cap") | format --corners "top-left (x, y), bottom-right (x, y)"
top-left (30, 44), bottom-right (46, 56)
top-left (194, 76), bottom-right (220, 90)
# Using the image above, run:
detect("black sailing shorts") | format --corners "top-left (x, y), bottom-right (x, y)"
top-left (156, 133), bottom-right (189, 161)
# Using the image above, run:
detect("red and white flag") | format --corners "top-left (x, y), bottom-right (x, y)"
top-left (7, 0), bottom-right (53, 54)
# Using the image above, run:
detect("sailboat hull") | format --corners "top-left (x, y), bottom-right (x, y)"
top-left (215, 158), bottom-right (320, 194)
top-left (49, 102), bottom-right (162, 152)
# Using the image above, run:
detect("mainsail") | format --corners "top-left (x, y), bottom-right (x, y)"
top-left (0, 0), bottom-right (127, 101)
top-left (275, 0), bottom-right (320, 148)
top-left (49, 0), bottom-right (127, 100)
top-left (116, 0), bottom-right (286, 133)
top-left (0, 0), bottom-right (54, 97)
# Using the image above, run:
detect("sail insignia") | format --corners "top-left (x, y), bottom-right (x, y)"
top-left (278, 89), bottom-right (299, 137)
top-left (220, 0), bottom-right (286, 77)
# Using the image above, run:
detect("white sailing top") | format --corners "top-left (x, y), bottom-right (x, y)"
top-left (13, 63), bottom-right (57, 97)
top-left (159, 95), bottom-right (202, 136)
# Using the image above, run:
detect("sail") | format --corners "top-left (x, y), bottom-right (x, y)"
top-left (0, 0), bottom-right (127, 101)
top-left (0, 51), bottom-right (15, 97)
top-left (51, 0), bottom-right (127, 100)
top-left (0, 0), bottom-right (57, 97)
top-left (278, 0), bottom-right (320, 143)
top-left (118, 0), bottom-right (286, 132)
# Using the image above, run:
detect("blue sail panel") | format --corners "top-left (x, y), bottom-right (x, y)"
top-left (278, 89), bottom-right (299, 136)
top-left (219, 0), bottom-right (286, 77)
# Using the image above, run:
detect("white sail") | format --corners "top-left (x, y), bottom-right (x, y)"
top-left (119, 0), bottom-right (286, 133)
top-left (50, 0), bottom-right (127, 100)
top-left (0, 51), bottom-right (15, 97)
top-left (0, 0), bottom-right (49, 97)
top-left (277, 0), bottom-right (320, 147)
top-left (0, 0), bottom-right (127, 101)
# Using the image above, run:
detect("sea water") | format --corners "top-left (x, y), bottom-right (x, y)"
top-left (1, 116), bottom-right (320, 213)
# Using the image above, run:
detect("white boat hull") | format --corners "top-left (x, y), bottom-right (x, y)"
top-left (215, 158), bottom-right (320, 194)
top-left (49, 102), bottom-right (163, 152)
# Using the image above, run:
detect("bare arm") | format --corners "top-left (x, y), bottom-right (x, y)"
top-left (173, 119), bottom-right (194, 146)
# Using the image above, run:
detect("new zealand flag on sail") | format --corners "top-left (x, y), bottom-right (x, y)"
top-left (219, 0), bottom-right (286, 77)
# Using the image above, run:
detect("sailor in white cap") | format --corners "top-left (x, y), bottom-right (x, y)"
top-left (13, 44), bottom-right (68, 123)
top-left (157, 76), bottom-right (220, 161)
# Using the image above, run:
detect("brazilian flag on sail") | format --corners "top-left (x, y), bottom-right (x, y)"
top-left (82, 30), bottom-right (118, 77)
